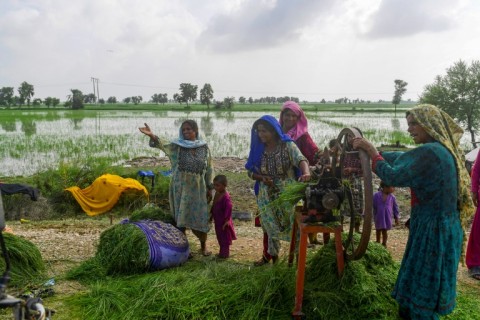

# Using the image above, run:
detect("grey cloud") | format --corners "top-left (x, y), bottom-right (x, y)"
top-left (196, 0), bottom-right (336, 53)
top-left (364, 0), bottom-right (455, 39)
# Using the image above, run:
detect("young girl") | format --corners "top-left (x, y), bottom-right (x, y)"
top-left (210, 175), bottom-right (237, 259)
top-left (373, 181), bottom-right (400, 247)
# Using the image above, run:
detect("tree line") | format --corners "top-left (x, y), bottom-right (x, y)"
top-left (1, 60), bottom-right (479, 146)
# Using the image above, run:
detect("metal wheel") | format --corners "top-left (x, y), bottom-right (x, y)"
top-left (333, 127), bottom-right (373, 260)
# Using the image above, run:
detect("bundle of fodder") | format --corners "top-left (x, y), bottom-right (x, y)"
top-left (0, 233), bottom-right (45, 286)
top-left (302, 234), bottom-right (400, 319)
top-left (93, 219), bottom-right (189, 276)
top-left (68, 260), bottom-right (297, 320)
top-left (129, 204), bottom-right (175, 225)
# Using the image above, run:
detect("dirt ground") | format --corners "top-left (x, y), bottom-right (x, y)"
top-left (8, 157), bottom-right (479, 296)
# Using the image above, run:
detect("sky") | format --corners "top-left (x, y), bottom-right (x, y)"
top-left (0, 0), bottom-right (479, 103)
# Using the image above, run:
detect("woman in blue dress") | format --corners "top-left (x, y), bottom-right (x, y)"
top-left (246, 115), bottom-right (311, 263)
top-left (353, 104), bottom-right (474, 319)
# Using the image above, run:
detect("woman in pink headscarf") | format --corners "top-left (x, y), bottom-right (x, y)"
top-left (280, 101), bottom-right (319, 165)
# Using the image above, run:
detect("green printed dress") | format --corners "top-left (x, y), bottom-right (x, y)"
top-left (150, 137), bottom-right (213, 233)
top-left (255, 141), bottom-right (306, 256)
top-left (377, 142), bottom-right (462, 319)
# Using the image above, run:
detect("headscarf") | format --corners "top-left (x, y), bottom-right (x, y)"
top-left (170, 120), bottom-right (207, 148)
top-left (279, 101), bottom-right (308, 141)
top-left (407, 104), bottom-right (474, 231)
top-left (245, 115), bottom-right (293, 173)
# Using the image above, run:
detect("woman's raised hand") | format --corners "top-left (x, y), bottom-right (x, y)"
top-left (139, 123), bottom-right (153, 137)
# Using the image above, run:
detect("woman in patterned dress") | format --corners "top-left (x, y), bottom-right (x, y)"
top-left (353, 104), bottom-right (474, 319)
top-left (139, 120), bottom-right (214, 256)
top-left (246, 115), bottom-right (311, 264)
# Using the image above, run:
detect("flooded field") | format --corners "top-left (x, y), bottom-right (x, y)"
top-left (0, 109), bottom-right (428, 177)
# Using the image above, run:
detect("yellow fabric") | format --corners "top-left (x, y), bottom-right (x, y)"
top-left (65, 174), bottom-right (149, 216)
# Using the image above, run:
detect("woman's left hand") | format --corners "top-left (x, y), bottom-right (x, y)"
top-left (298, 173), bottom-right (311, 182)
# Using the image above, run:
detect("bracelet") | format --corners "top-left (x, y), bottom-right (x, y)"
top-left (371, 154), bottom-right (384, 172)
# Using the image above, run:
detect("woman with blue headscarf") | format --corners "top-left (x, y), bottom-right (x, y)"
top-left (246, 115), bottom-right (310, 265)
top-left (139, 120), bottom-right (214, 256)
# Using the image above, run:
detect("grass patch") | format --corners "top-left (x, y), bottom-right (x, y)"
top-left (0, 233), bottom-right (46, 288)
top-left (66, 235), bottom-right (403, 319)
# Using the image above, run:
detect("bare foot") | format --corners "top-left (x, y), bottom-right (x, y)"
top-left (201, 249), bottom-right (212, 256)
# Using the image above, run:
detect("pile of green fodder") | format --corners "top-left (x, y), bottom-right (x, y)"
top-left (67, 260), bottom-right (296, 320)
top-left (129, 204), bottom-right (175, 225)
top-left (67, 205), bottom-right (177, 280)
top-left (67, 234), bottom-right (400, 320)
top-left (302, 234), bottom-right (400, 319)
top-left (0, 233), bottom-right (46, 287)
top-left (67, 223), bottom-right (150, 280)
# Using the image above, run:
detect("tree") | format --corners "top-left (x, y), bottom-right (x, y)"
top-left (392, 79), bottom-right (408, 116)
top-left (420, 60), bottom-right (480, 147)
top-left (83, 93), bottom-right (97, 104)
top-left (238, 96), bottom-right (246, 104)
top-left (248, 97), bottom-right (253, 104)
top-left (131, 96), bottom-right (143, 105)
top-left (223, 96), bottom-right (235, 109)
top-left (52, 98), bottom-right (60, 108)
top-left (178, 83), bottom-right (198, 107)
top-left (151, 93), bottom-right (168, 105)
top-left (200, 83), bottom-right (214, 109)
top-left (18, 81), bottom-right (35, 106)
top-left (107, 96), bottom-right (117, 104)
top-left (159, 93), bottom-right (168, 105)
top-left (32, 98), bottom-right (42, 106)
top-left (66, 89), bottom-right (84, 109)
top-left (123, 97), bottom-right (131, 104)
top-left (44, 97), bottom-right (53, 108)
top-left (0, 87), bottom-right (15, 107)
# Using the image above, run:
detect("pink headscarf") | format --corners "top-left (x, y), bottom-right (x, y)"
top-left (279, 101), bottom-right (308, 141)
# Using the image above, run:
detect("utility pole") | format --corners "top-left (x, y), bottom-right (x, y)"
top-left (91, 77), bottom-right (99, 103)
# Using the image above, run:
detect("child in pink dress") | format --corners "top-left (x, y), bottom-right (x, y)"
top-left (210, 175), bottom-right (236, 259)
top-left (373, 181), bottom-right (400, 247)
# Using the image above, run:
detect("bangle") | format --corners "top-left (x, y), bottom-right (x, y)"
top-left (371, 154), bottom-right (384, 172)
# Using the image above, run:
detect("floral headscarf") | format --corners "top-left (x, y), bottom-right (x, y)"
top-left (407, 104), bottom-right (474, 231)
top-left (279, 101), bottom-right (308, 141)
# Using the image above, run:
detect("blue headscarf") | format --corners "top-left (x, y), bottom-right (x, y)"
top-left (245, 115), bottom-right (294, 194)
top-left (170, 120), bottom-right (207, 148)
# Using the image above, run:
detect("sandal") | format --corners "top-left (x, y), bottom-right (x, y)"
top-left (253, 256), bottom-right (270, 267)
top-left (469, 267), bottom-right (480, 280)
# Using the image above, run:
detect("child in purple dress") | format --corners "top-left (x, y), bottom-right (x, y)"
top-left (210, 175), bottom-right (237, 259)
top-left (373, 181), bottom-right (400, 247)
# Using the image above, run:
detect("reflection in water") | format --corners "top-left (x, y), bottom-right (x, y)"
top-left (1, 110), bottom-right (463, 177)
top-left (71, 118), bottom-right (84, 130)
top-left (20, 119), bottom-right (37, 136)
top-left (224, 111), bottom-right (235, 123)
top-left (1, 120), bottom-right (16, 132)
top-left (201, 114), bottom-right (214, 137)
top-left (391, 118), bottom-right (400, 131)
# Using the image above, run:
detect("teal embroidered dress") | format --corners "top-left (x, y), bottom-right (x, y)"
top-left (150, 137), bottom-right (213, 233)
top-left (377, 142), bottom-right (462, 319)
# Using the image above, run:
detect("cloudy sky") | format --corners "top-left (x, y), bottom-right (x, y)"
top-left (0, 0), bottom-right (479, 102)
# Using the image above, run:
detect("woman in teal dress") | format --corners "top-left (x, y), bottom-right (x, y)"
top-left (139, 120), bottom-right (214, 256)
top-left (354, 104), bottom-right (474, 319)
top-left (245, 115), bottom-right (310, 263)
